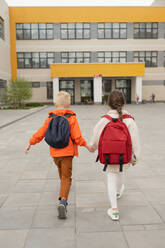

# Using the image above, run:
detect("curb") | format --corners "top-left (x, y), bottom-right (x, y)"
top-left (0, 105), bottom-right (48, 130)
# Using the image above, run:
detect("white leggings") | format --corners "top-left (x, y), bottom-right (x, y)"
top-left (107, 172), bottom-right (124, 209)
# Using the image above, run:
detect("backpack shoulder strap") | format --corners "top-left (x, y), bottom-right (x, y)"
top-left (48, 113), bottom-right (57, 118)
top-left (102, 115), bottom-right (119, 123)
top-left (102, 115), bottom-right (113, 121)
top-left (102, 114), bottom-right (134, 122)
top-left (122, 114), bottom-right (134, 120)
top-left (64, 113), bottom-right (76, 118)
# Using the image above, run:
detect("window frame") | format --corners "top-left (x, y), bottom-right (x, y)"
top-left (47, 81), bottom-right (53, 99)
top-left (60, 23), bottom-right (91, 40)
top-left (16, 23), bottom-right (54, 40)
top-left (0, 17), bottom-right (4, 40)
top-left (97, 51), bottom-right (127, 63)
top-left (134, 23), bottom-right (158, 39)
top-left (97, 23), bottom-right (127, 39)
top-left (133, 51), bottom-right (158, 67)
top-left (17, 52), bottom-right (55, 69)
top-left (32, 82), bottom-right (40, 88)
top-left (61, 51), bottom-right (91, 63)
top-left (0, 79), bottom-right (6, 88)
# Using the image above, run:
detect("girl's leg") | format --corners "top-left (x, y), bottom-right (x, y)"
top-left (107, 172), bottom-right (118, 210)
top-left (116, 172), bottom-right (124, 193)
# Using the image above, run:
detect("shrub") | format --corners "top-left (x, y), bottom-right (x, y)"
top-left (4, 78), bottom-right (32, 108)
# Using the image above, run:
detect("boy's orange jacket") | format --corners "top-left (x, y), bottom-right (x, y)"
top-left (29, 109), bottom-right (87, 157)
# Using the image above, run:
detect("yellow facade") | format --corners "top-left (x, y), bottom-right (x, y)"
top-left (50, 63), bottom-right (145, 78)
top-left (9, 6), bottom-right (165, 80)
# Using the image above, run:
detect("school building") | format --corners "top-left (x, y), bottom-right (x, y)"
top-left (0, 0), bottom-right (165, 104)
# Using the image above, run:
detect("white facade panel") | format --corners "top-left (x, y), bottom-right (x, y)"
top-left (94, 76), bottom-right (102, 103)
top-left (53, 77), bottom-right (59, 103)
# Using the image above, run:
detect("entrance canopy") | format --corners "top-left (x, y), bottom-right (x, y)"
top-left (50, 63), bottom-right (145, 78)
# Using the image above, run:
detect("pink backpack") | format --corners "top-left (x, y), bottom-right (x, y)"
top-left (96, 114), bottom-right (134, 172)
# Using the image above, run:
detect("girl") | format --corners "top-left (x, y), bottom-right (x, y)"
top-left (89, 90), bottom-right (140, 220)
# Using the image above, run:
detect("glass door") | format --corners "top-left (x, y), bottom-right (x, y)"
top-left (59, 80), bottom-right (75, 104)
top-left (102, 79), bottom-right (112, 104)
top-left (80, 80), bottom-right (93, 104)
top-left (115, 79), bottom-right (131, 104)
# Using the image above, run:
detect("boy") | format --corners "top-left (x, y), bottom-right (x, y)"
top-left (25, 91), bottom-right (92, 219)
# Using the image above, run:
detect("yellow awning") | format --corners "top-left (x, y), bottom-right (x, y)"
top-left (50, 63), bottom-right (145, 78)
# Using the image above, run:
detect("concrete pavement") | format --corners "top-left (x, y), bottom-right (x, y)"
top-left (0, 106), bottom-right (47, 129)
top-left (0, 103), bottom-right (165, 248)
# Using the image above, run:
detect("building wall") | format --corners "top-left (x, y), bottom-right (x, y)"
top-left (0, 0), bottom-right (11, 82)
top-left (9, 7), bottom-right (165, 103)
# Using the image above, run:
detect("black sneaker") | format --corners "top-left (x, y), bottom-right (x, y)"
top-left (58, 198), bottom-right (67, 219)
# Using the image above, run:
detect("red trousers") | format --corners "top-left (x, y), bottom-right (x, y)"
top-left (53, 156), bottom-right (73, 200)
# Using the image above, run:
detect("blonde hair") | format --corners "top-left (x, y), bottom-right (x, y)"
top-left (54, 91), bottom-right (71, 108)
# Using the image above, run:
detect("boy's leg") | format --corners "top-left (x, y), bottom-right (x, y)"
top-left (54, 157), bottom-right (62, 181)
top-left (60, 156), bottom-right (73, 200)
top-left (54, 156), bottom-right (73, 201)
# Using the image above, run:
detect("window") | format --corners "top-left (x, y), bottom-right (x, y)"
top-left (134, 23), bottom-right (158, 39)
top-left (32, 82), bottom-right (40, 88)
top-left (47, 81), bottom-right (53, 99)
top-left (134, 51), bottom-right (157, 67)
top-left (16, 23), bottom-right (54, 40)
top-left (61, 52), bottom-right (91, 63)
top-left (0, 79), bottom-right (6, 88)
top-left (80, 80), bottom-right (93, 103)
top-left (0, 17), bottom-right (4, 40)
top-left (17, 52), bottom-right (55, 68)
top-left (61, 23), bottom-right (90, 39)
top-left (98, 23), bottom-right (127, 39)
top-left (59, 80), bottom-right (75, 104)
top-left (98, 51), bottom-right (127, 63)
top-left (115, 79), bottom-right (131, 103)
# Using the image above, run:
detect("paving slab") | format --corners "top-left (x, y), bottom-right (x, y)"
top-left (152, 205), bottom-right (165, 222)
top-left (76, 180), bottom-right (106, 194)
top-left (141, 188), bottom-right (165, 204)
top-left (76, 192), bottom-right (109, 208)
top-left (0, 229), bottom-right (28, 248)
top-left (76, 207), bottom-right (121, 233)
top-left (32, 206), bottom-right (75, 229)
top-left (119, 205), bottom-right (162, 225)
top-left (117, 190), bottom-right (150, 207)
top-left (12, 180), bottom-right (46, 193)
top-left (77, 232), bottom-right (128, 248)
top-left (0, 207), bottom-right (35, 229)
top-left (24, 228), bottom-right (75, 248)
top-left (124, 230), bottom-right (165, 248)
top-left (3, 192), bottom-right (41, 208)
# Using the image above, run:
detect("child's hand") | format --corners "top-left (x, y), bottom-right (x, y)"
top-left (25, 144), bottom-right (31, 154)
top-left (132, 161), bottom-right (136, 166)
top-left (86, 145), bottom-right (95, 153)
top-left (131, 154), bottom-right (137, 166)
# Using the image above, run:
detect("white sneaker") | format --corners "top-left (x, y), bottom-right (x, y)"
top-left (117, 184), bottom-right (125, 200)
top-left (107, 208), bottom-right (119, 221)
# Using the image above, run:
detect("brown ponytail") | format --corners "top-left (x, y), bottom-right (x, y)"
top-left (108, 90), bottom-right (125, 120)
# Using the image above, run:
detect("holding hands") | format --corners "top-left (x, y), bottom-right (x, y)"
top-left (85, 144), bottom-right (95, 153)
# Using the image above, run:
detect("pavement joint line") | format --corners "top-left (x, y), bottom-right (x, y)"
top-left (0, 105), bottom-right (48, 130)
